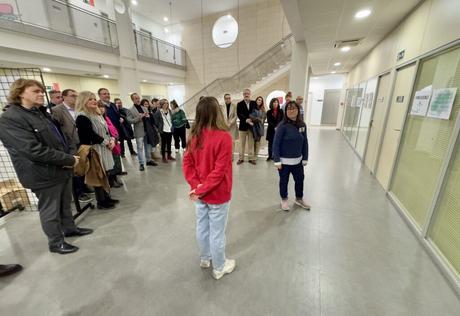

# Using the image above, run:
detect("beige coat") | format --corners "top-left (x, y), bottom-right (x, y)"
top-left (221, 102), bottom-right (239, 139)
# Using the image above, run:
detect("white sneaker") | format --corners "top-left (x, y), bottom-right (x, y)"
top-left (212, 259), bottom-right (236, 280)
top-left (200, 259), bottom-right (211, 269)
top-left (281, 199), bottom-right (290, 211)
top-left (294, 198), bottom-right (311, 210)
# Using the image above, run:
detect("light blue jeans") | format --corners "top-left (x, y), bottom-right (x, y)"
top-left (136, 136), bottom-right (152, 165)
top-left (195, 200), bottom-right (230, 271)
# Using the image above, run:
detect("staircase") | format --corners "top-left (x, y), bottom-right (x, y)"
top-left (182, 34), bottom-right (294, 116)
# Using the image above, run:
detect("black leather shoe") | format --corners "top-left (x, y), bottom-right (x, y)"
top-left (146, 160), bottom-right (158, 166)
top-left (119, 171), bottom-right (128, 175)
top-left (97, 202), bottom-right (115, 210)
top-left (49, 242), bottom-right (79, 254)
top-left (139, 164), bottom-right (145, 171)
top-left (64, 227), bottom-right (94, 237)
top-left (111, 181), bottom-right (122, 188)
top-left (107, 198), bottom-right (119, 204)
top-left (0, 264), bottom-right (23, 277)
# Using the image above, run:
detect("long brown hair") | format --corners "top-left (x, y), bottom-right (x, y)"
top-left (8, 79), bottom-right (45, 105)
top-left (187, 96), bottom-right (228, 152)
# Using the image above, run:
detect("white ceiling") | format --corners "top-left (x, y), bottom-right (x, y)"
top-left (287, 0), bottom-right (422, 75)
top-left (131, 0), bottom-right (260, 25)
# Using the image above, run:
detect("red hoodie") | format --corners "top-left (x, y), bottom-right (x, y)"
top-left (182, 128), bottom-right (233, 204)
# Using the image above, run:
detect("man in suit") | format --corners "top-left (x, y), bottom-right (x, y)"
top-left (127, 93), bottom-right (157, 171)
top-left (52, 89), bottom-right (92, 204)
top-left (47, 89), bottom-right (62, 109)
top-left (221, 93), bottom-right (238, 159)
top-left (236, 88), bottom-right (257, 165)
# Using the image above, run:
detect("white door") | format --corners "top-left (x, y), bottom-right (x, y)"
top-left (364, 73), bottom-right (391, 172)
top-left (375, 64), bottom-right (417, 189)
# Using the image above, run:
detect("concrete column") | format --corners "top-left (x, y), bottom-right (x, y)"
top-left (289, 40), bottom-right (309, 120)
top-left (115, 0), bottom-right (140, 104)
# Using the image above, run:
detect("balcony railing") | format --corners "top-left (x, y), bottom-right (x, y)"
top-left (0, 0), bottom-right (118, 51)
top-left (134, 30), bottom-right (186, 68)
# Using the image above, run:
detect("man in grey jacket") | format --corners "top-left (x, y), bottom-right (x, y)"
top-left (127, 93), bottom-right (157, 171)
top-left (0, 79), bottom-right (92, 254)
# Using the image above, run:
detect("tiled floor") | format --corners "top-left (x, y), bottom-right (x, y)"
top-left (0, 129), bottom-right (459, 315)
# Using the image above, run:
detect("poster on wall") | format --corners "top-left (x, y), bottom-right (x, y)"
top-left (410, 87), bottom-right (432, 116)
top-left (427, 88), bottom-right (457, 120)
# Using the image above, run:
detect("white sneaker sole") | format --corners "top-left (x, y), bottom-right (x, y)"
top-left (200, 261), bottom-right (211, 269)
top-left (212, 262), bottom-right (236, 280)
top-left (294, 200), bottom-right (311, 210)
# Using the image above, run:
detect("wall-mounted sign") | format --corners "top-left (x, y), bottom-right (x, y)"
top-left (396, 96), bottom-right (404, 103)
top-left (427, 88), bottom-right (457, 120)
top-left (410, 88), bottom-right (432, 116)
top-left (397, 50), bottom-right (405, 61)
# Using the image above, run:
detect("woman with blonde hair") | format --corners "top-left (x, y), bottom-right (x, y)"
top-left (183, 96), bottom-right (236, 280)
top-left (75, 91), bottom-right (118, 209)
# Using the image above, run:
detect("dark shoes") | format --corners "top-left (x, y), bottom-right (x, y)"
top-left (266, 157), bottom-right (273, 161)
top-left (237, 160), bottom-right (244, 165)
top-left (111, 181), bottom-right (122, 188)
top-left (97, 202), bottom-right (115, 210)
top-left (64, 227), bottom-right (94, 238)
top-left (139, 164), bottom-right (145, 171)
top-left (119, 171), bottom-right (128, 175)
top-left (249, 160), bottom-right (257, 165)
top-left (130, 151), bottom-right (137, 156)
top-left (167, 155), bottom-right (176, 161)
top-left (0, 264), bottom-right (23, 277)
top-left (107, 198), bottom-right (119, 204)
top-left (49, 242), bottom-right (79, 254)
top-left (146, 160), bottom-right (158, 166)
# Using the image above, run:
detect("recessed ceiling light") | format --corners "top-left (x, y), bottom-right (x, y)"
top-left (355, 9), bottom-right (371, 19)
top-left (164, 27), bottom-right (169, 33)
top-left (163, 16), bottom-right (169, 22)
top-left (103, 74), bottom-right (109, 78)
top-left (334, 62), bottom-right (341, 66)
top-left (340, 46), bottom-right (351, 52)
top-left (331, 71), bottom-right (337, 74)
top-left (131, 0), bottom-right (138, 6)
top-left (42, 67), bottom-right (51, 72)
top-left (142, 79), bottom-right (147, 82)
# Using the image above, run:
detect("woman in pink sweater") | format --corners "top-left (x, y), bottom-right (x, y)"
top-left (183, 97), bottom-right (236, 280)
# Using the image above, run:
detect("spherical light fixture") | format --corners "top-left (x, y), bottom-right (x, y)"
top-left (212, 15), bottom-right (238, 48)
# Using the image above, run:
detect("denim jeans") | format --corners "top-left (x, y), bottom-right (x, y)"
top-left (195, 200), bottom-right (230, 271)
top-left (278, 163), bottom-right (304, 199)
top-left (136, 136), bottom-right (152, 165)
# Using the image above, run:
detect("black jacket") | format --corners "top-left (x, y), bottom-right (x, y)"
top-left (237, 100), bottom-right (257, 131)
top-left (0, 104), bottom-right (75, 190)
top-left (266, 108), bottom-right (284, 142)
top-left (75, 115), bottom-right (105, 145)
top-left (118, 108), bottom-right (134, 139)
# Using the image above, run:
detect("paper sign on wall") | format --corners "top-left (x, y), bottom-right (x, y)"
top-left (410, 89), bottom-right (432, 116)
top-left (427, 88), bottom-right (457, 120)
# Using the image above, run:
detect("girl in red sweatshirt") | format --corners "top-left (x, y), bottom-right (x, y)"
top-left (182, 96), bottom-right (236, 280)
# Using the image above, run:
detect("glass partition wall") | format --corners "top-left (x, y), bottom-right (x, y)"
top-left (388, 45), bottom-right (460, 280)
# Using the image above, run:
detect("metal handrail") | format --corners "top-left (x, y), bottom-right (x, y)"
top-left (182, 33), bottom-right (294, 108)
top-left (134, 30), bottom-right (186, 67)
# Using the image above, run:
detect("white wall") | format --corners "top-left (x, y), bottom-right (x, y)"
top-left (68, 0), bottom-right (116, 19)
top-left (167, 85), bottom-right (185, 105)
top-left (131, 12), bottom-right (182, 46)
top-left (308, 74), bottom-right (346, 125)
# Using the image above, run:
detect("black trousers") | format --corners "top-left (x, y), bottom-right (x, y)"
top-left (120, 138), bottom-right (135, 156)
top-left (278, 163), bottom-right (304, 199)
top-left (267, 139), bottom-right (274, 159)
top-left (160, 132), bottom-right (173, 156)
top-left (173, 125), bottom-right (187, 149)
top-left (94, 186), bottom-right (111, 204)
top-left (32, 177), bottom-right (77, 247)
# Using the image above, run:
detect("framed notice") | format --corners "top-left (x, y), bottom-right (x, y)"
top-left (410, 89), bottom-right (432, 116)
top-left (427, 88), bottom-right (457, 120)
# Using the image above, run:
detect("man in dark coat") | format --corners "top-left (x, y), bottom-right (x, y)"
top-left (0, 79), bottom-right (92, 254)
top-left (236, 88), bottom-right (257, 165)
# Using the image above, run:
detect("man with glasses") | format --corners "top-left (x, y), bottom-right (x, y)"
top-left (48, 90), bottom-right (62, 109)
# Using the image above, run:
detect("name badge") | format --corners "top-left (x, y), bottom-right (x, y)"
top-left (299, 127), bottom-right (305, 133)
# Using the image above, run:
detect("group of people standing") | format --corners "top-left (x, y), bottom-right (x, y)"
top-left (184, 89), bottom-right (310, 280)
top-left (0, 79), bottom-right (310, 281)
